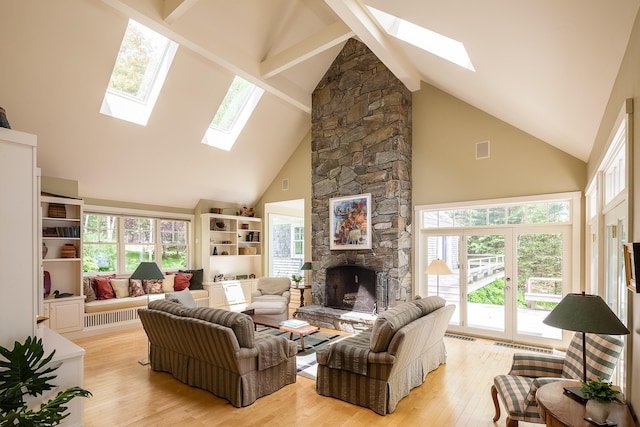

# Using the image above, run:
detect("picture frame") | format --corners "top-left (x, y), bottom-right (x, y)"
top-left (624, 242), bottom-right (640, 292)
top-left (329, 193), bottom-right (372, 250)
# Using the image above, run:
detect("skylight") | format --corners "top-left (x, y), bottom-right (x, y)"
top-left (100, 19), bottom-right (178, 126)
top-left (202, 76), bottom-right (264, 151)
top-left (367, 6), bottom-right (475, 72)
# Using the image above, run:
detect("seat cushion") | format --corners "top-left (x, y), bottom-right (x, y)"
top-left (247, 299), bottom-right (288, 315)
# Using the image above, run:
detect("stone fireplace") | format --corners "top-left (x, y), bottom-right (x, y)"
top-left (295, 39), bottom-right (412, 332)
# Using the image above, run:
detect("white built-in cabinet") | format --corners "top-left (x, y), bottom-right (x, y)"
top-left (201, 213), bottom-right (262, 310)
top-left (0, 128), bottom-right (84, 426)
top-left (0, 128), bottom-right (39, 348)
top-left (41, 195), bottom-right (84, 333)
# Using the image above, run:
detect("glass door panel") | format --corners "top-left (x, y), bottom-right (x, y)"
top-left (466, 233), bottom-right (507, 334)
top-left (515, 232), bottom-right (563, 341)
top-left (426, 235), bottom-right (460, 325)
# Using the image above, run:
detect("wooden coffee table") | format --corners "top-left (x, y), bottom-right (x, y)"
top-left (243, 309), bottom-right (319, 351)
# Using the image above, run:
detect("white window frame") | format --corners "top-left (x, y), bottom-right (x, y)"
top-left (83, 205), bottom-right (193, 275)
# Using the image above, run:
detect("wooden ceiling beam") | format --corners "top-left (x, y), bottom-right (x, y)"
top-left (324, 0), bottom-right (422, 91)
top-left (261, 21), bottom-right (354, 79)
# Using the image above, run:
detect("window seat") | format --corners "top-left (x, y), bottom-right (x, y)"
top-left (84, 290), bottom-right (209, 313)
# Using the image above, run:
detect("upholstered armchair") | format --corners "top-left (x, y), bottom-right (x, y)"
top-left (247, 277), bottom-right (291, 322)
top-left (491, 332), bottom-right (624, 427)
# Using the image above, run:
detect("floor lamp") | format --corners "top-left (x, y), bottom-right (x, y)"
top-left (131, 262), bottom-right (165, 365)
top-left (542, 291), bottom-right (630, 399)
top-left (424, 259), bottom-right (452, 297)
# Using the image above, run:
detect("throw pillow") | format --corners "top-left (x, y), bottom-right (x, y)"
top-left (162, 274), bottom-right (175, 293)
top-left (110, 278), bottom-right (129, 298)
top-left (178, 268), bottom-right (204, 290)
top-left (128, 279), bottom-right (145, 297)
top-left (166, 288), bottom-right (196, 308)
top-left (83, 277), bottom-right (97, 302)
top-left (94, 276), bottom-right (115, 300)
top-left (143, 279), bottom-right (163, 294)
top-left (173, 273), bottom-right (192, 291)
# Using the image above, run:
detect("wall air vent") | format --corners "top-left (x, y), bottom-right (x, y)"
top-left (476, 140), bottom-right (490, 160)
top-left (282, 178), bottom-right (289, 191)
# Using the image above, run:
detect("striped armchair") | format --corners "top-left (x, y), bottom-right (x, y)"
top-left (491, 332), bottom-right (624, 427)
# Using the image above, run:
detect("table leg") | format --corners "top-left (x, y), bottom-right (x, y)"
top-left (299, 288), bottom-right (305, 307)
top-left (300, 334), bottom-right (305, 351)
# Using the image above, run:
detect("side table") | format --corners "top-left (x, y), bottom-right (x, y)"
top-left (292, 284), bottom-right (311, 307)
top-left (537, 380), bottom-right (634, 427)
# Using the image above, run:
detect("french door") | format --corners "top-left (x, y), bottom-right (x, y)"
top-left (425, 226), bottom-right (569, 346)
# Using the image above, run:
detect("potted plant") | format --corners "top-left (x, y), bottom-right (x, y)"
top-left (581, 377), bottom-right (624, 423)
top-left (291, 274), bottom-right (303, 288)
top-left (0, 336), bottom-right (91, 426)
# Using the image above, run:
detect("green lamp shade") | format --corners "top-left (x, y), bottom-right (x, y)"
top-left (301, 262), bottom-right (312, 271)
top-left (543, 292), bottom-right (629, 335)
top-left (130, 262), bottom-right (164, 280)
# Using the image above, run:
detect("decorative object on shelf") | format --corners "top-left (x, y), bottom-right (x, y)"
top-left (239, 247), bottom-right (257, 255)
top-left (249, 273), bottom-right (256, 279)
top-left (42, 242), bottom-right (48, 259)
top-left (581, 377), bottom-right (623, 424)
top-left (215, 221), bottom-right (226, 230)
top-left (43, 271), bottom-right (51, 298)
top-left (212, 246), bottom-right (218, 255)
top-left (210, 208), bottom-right (223, 214)
top-left (60, 244), bottom-right (76, 258)
top-left (0, 336), bottom-right (91, 425)
top-left (221, 251), bottom-right (229, 255)
top-left (213, 274), bottom-right (224, 282)
top-left (543, 291), bottom-right (630, 400)
top-left (237, 206), bottom-right (255, 217)
top-left (47, 203), bottom-right (66, 218)
top-left (240, 223), bottom-right (249, 229)
top-left (236, 275), bottom-right (248, 280)
top-left (53, 290), bottom-right (74, 298)
top-left (246, 232), bottom-right (254, 242)
top-left (0, 106), bottom-right (10, 129)
top-left (329, 193), bottom-right (372, 250)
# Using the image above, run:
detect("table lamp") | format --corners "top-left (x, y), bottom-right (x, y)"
top-left (130, 262), bottom-right (164, 281)
top-left (425, 259), bottom-right (452, 296)
top-left (543, 291), bottom-right (629, 399)
top-left (131, 262), bottom-right (164, 365)
top-left (301, 261), bottom-right (312, 284)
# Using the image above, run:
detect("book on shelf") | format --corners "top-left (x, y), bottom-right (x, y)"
top-left (279, 319), bottom-right (309, 328)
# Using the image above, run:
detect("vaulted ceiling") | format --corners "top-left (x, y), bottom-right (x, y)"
top-left (1, 0), bottom-right (638, 209)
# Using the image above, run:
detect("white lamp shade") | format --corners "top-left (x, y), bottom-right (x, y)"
top-left (425, 259), bottom-right (453, 275)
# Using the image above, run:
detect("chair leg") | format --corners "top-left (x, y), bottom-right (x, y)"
top-left (506, 416), bottom-right (518, 427)
top-left (491, 385), bottom-right (501, 422)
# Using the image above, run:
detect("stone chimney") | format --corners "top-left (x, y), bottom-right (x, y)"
top-left (311, 38), bottom-right (412, 307)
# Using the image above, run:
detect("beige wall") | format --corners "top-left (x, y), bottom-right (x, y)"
top-left (412, 83), bottom-right (587, 206)
top-left (255, 130), bottom-right (312, 265)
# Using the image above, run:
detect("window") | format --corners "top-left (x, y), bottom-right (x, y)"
top-left (100, 19), bottom-right (178, 126)
top-left (124, 217), bottom-right (155, 271)
top-left (367, 6), bottom-right (474, 71)
top-left (160, 220), bottom-right (188, 269)
top-left (202, 76), bottom-right (264, 151)
top-left (83, 214), bottom-right (118, 272)
top-left (293, 226), bottom-right (304, 257)
top-left (83, 212), bottom-right (190, 274)
top-left (421, 200), bottom-right (571, 229)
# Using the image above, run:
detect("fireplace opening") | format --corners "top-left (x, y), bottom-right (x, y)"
top-left (325, 265), bottom-right (388, 313)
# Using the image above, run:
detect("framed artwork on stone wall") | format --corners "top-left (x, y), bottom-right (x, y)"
top-left (330, 193), bottom-right (372, 250)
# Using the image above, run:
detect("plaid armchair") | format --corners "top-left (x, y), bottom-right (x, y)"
top-left (491, 332), bottom-right (623, 427)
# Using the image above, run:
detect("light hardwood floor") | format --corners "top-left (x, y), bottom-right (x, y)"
top-left (73, 326), bottom-right (541, 427)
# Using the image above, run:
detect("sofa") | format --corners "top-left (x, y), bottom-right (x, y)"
top-left (138, 300), bottom-right (298, 407)
top-left (315, 296), bottom-right (455, 415)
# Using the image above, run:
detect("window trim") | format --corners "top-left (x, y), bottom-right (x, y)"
top-left (83, 205), bottom-right (193, 275)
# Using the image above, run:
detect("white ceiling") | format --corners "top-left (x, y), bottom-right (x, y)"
top-left (1, 0), bottom-right (638, 209)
